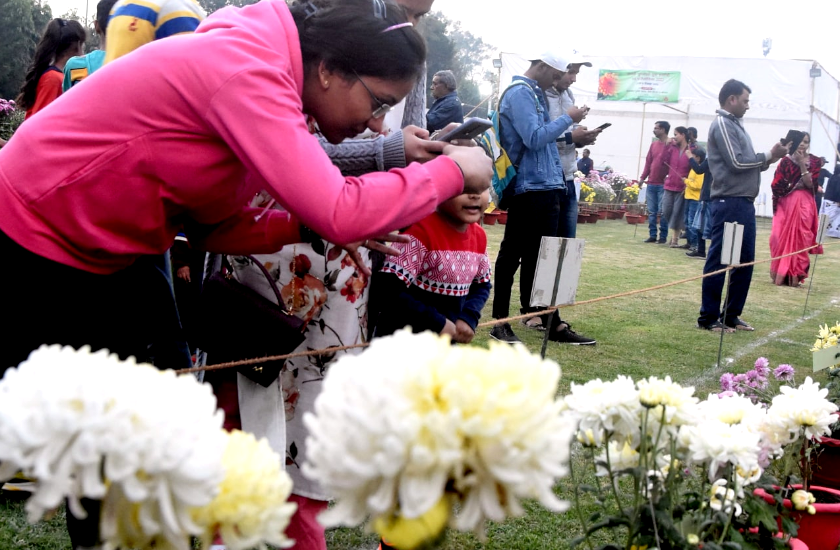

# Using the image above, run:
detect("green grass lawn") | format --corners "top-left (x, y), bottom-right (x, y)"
top-left (3, 218), bottom-right (839, 550)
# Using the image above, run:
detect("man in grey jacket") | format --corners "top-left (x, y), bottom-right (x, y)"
top-left (546, 60), bottom-right (601, 239)
top-left (697, 79), bottom-right (788, 333)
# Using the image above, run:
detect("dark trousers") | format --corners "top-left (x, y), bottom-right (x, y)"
top-left (493, 188), bottom-right (569, 319)
top-left (0, 230), bottom-right (191, 374)
top-left (698, 197), bottom-right (756, 326)
top-left (0, 230), bottom-right (192, 548)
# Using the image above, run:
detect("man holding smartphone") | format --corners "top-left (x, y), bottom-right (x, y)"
top-left (546, 60), bottom-right (603, 234)
top-left (697, 79), bottom-right (788, 333)
top-left (489, 50), bottom-right (596, 346)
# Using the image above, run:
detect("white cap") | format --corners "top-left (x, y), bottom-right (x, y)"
top-left (534, 50), bottom-right (592, 72)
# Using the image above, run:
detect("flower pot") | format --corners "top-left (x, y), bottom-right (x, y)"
top-left (811, 437), bottom-right (840, 490)
top-left (626, 214), bottom-right (644, 224)
top-left (606, 210), bottom-right (625, 220)
top-left (483, 212), bottom-right (498, 226)
top-left (586, 214), bottom-right (599, 224)
top-left (577, 214), bottom-right (589, 224)
top-left (495, 210), bottom-right (508, 224)
top-left (754, 485), bottom-right (840, 550)
top-left (596, 210), bottom-right (609, 220)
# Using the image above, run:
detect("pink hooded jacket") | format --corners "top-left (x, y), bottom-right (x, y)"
top-left (0, 0), bottom-right (462, 274)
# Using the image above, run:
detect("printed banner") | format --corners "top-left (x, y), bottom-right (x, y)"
top-left (597, 70), bottom-right (681, 103)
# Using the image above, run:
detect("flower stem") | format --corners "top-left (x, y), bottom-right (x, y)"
top-left (569, 448), bottom-right (596, 550)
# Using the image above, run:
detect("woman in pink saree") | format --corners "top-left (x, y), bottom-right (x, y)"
top-left (769, 133), bottom-right (823, 286)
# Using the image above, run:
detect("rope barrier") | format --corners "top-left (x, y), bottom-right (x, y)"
top-left (176, 239), bottom-right (839, 374)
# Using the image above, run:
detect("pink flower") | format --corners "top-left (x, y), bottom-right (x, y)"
top-left (754, 357), bottom-right (770, 376)
top-left (733, 373), bottom-right (748, 387)
top-left (773, 364), bottom-right (795, 382)
top-left (720, 373), bottom-right (735, 392)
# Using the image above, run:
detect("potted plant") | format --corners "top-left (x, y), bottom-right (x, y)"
top-left (717, 357), bottom-right (840, 550)
top-left (483, 211), bottom-right (499, 225)
top-left (561, 370), bottom-right (838, 550)
top-left (810, 322), bottom-right (840, 489)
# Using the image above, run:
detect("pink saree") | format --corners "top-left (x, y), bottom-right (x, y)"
top-left (769, 189), bottom-right (823, 286)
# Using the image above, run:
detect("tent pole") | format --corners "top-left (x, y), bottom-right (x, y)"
top-left (636, 102), bottom-right (647, 178)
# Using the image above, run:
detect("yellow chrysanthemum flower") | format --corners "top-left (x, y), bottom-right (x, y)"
top-left (193, 431), bottom-right (297, 550)
top-left (373, 497), bottom-right (450, 550)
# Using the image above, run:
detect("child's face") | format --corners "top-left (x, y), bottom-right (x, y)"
top-left (692, 154), bottom-right (702, 163)
top-left (438, 190), bottom-right (490, 227)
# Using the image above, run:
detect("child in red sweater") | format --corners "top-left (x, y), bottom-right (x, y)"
top-left (372, 190), bottom-right (492, 343)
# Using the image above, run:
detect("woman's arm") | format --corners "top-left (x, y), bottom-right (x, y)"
top-left (205, 69), bottom-right (466, 247)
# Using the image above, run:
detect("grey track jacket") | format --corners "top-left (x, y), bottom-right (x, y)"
top-left (707, 109), bottom-right (771, 201)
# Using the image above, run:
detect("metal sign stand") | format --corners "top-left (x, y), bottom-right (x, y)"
top-left (529, 237), bottom-right (585, 360)
top-left (716, 222), bottom-right (744, 368)
top-left (803, 214), bottom-right (829, 317)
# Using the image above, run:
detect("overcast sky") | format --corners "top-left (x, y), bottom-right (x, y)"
top-left (49, 0), bottom-right (840, 82)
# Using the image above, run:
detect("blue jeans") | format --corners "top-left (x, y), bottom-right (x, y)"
top-left (684, 199), bottom-right (700, 247)
top-left (559, 181), bottom-right (578, 239)
top-left (646, 184), bottom-right (668, 239)
top-left (698, 197), bottom-right (756, 326)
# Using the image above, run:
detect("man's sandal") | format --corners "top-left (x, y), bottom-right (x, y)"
top-left (725, 318), bottom-right (755, 331)
top-left (697, 321), bottom-right (735, 333)
top-left (521, 316), bottom-right (547, 331)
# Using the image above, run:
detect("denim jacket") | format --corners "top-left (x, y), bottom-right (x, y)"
top-left (499, 76), bottom-right (574, 195)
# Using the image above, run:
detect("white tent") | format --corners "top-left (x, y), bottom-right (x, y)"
top-left (499, 54), bottom-right (840, 217)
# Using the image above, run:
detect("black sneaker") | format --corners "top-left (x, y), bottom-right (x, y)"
top-left (549, 323), bottom-right (596, 345)
top-left (643, 237), bottom-right (657, 243)
top-left (657, 238), bottom-right (668, 244)
top-left (686, 249), bottom-right (706, 259)
top-left (489, 322), bottom-right (522, 344)
top-left (675, 243), bottom-right (691, 249)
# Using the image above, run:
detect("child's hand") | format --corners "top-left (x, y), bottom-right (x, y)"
top-left (452, 320), bottom-right (475, 344)
top-left (441, 319), bottom-right (458, 339)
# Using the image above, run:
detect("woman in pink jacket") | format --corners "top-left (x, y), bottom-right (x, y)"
top-left (0, 0), bottom-right (490, 373)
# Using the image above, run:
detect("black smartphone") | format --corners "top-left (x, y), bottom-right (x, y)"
top-left (783, 130), bottom-right (805, 155)
top-left (596, 123), bottom-right (612, 130)
top-left (433, 117), bottom-right (493, 142)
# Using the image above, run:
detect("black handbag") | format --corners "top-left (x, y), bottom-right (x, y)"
top-left (196, 255), bottom-right (306, 387)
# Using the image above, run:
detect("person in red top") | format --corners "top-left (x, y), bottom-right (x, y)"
top-left (661, 126), bottom-right (692, 247)
top-left (17, 18), bottom-right (85, 119)
top-left (373, 190), bottom-right (492, 343)
top-left (769, 132), bottom-right (823, 286)
top-left (639, 120), bottom-right (671, 243)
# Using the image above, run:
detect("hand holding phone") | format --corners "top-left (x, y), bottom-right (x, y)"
top-left (432, 117), bottom-right (493, 143)
top-left (595, 123), bottom-right (612, 131)
top-left (782, 130), bottom-right (805, 157)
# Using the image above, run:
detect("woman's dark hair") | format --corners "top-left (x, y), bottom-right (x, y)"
top-left (97, 0), bottom-right (119, 36)
top-left (674, 126), bottom-right (688, 138)
top-left (290, 0), bottom-right (426, 82)
top-left (17, 19), bottom-right (86, 110)
top-left (687, 126), bottom-right (698, 142)
top-left (692, 147), bottom-right (707, 162)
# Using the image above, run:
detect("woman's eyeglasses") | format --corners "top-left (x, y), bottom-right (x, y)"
top-left (352, 70), bottom-right (392, 119)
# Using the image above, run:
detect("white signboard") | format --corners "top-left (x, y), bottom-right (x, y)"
top-left (530, 237), bottom-right (585, 308)
top-left (721, 222), bottom-right (744, 265)
top-left (813, 346), bottom-right (840, 373)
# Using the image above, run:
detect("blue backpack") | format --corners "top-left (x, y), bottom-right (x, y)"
top-left (479, 81), bottom-right (540, 202)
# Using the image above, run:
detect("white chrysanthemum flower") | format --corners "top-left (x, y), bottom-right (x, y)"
top-left (564, 376), bottom-right (641, 446)
top-left (193, 431), bottom-right (296, 550)
top-left (0, 345), bottom-right (226, 550)
top-left (637, 376), bottom-right (699, 435)
top-left (709, 479), bottom-right (742, 517)
top-left (595, 440), bottom-right (640, 477)
top-left (303, 330), bottom-right (574, 537)
top-left (766, 376), bottom-right (838, 441)
top-left (680, 419), bottom-right (762, 481)
top-left (696, 393), bottom-right (765, 428)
